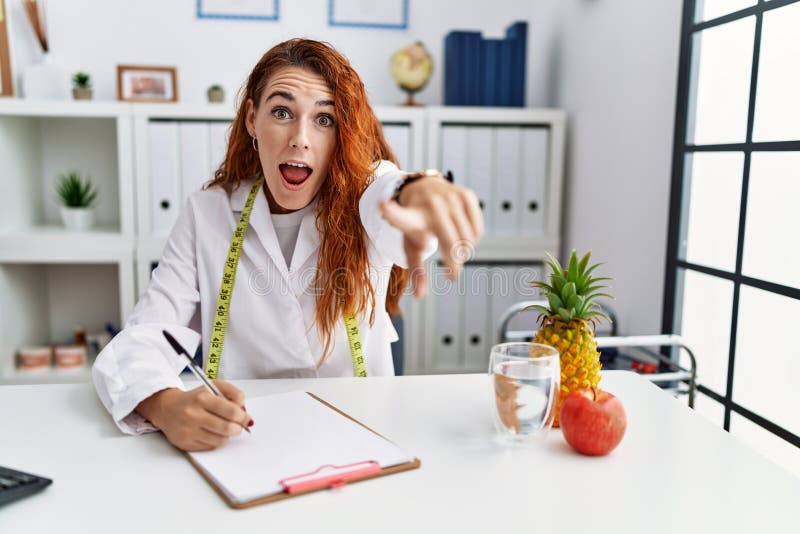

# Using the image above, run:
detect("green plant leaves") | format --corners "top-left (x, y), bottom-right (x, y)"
top-left (533, 249), bottom-right (615, 323)
top-left (55, 172), bottom-right (97, 208)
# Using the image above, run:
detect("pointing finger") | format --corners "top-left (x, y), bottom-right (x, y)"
top-left (380, 200), bottom-right (427, 236)
top-left (428, 199), bottom-right (462, 278)
top-left (462, 190), bottom-right (484, 239)
top-left (404, 239), bottom-right (428, 298)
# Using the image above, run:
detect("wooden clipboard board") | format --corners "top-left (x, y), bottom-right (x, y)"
top-left (184, 392), bottom-right (421, 509)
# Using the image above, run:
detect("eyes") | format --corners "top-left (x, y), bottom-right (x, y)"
top-left (273, 108), bottom-right (290, 120)
top-left (271, 107), bottom-right (336, 128)
top-left (316, 114), bottom-right (334, 127)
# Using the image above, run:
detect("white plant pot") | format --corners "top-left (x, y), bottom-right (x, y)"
top-left (60, 207), bottom-right (94, 231)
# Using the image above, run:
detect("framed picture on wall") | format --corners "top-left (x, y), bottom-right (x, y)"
top-left (117, 65), bottom-right (178, 103)
top-left (197, 0), bottom-right (279, 21)
top-left (328, 0), bottom-right (409, 29)
top-left (0, 0), bottom-right (14, 96)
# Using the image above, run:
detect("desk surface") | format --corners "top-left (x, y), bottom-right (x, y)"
top-left (1, 371), bottom-right (797, 532)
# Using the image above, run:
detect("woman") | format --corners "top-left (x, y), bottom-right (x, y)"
top-left (93, 39), bottom-right (482, 451)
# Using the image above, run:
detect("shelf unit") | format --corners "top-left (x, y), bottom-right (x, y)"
top-left (0, 99), bottom-right (565, 381)
top-left (419, 107), bottom-right (565, 373)
top-left (0, 99), bottom-right (135, 384)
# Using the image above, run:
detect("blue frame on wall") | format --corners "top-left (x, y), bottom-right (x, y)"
top-left (328, 0), bottom-right (409, 30)
top-left (197, 0), bottom-right (279, 21)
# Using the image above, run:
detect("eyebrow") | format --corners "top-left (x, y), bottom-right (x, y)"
top-left (265, 91), bottom-right (334, 107)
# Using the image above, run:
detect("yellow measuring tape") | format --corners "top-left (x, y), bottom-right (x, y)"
top-left (206, 176), bottom-right (366, 379)
top-left (344, 315), bottom-right (367, 377)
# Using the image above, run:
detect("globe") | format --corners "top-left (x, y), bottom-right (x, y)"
top-left (390, 41), bottom-right (433, 106)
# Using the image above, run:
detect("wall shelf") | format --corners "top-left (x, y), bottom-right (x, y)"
top-left (1, 365), bottom-right (92, 385)
top-left (0, 98), bottom-right (130, 118)
top-left (0, 227), bottom-right (133, 263)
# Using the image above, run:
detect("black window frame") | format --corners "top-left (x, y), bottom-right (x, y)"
top-left (663, 0), bottom-right (800, 448)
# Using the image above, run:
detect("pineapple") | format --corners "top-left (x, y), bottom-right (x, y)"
top-left (529, 250), bottom-right (612, 427)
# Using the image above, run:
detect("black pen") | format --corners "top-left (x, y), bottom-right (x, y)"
top-left (162, 330), bottom-right (251, 433)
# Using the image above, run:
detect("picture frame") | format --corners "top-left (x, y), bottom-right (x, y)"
top-left (197, 0), bottom-right (279, 21)
top-left (117, 65), bottom-right (178, 103)
top-left (0, 0), bottom-right (14, 96)
top-left (328, 0), bottom-right (408, 30)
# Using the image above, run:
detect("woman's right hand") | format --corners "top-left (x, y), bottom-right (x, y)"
top-left (136, 380), bottom-right (253, 451)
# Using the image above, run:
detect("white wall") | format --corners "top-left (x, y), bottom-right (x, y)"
top-left (6, 0), bottom-right (683, 335)
top-left (555, 1), bottom-right (683, 335)
top-left (6, 0), bottom-right (558, 107)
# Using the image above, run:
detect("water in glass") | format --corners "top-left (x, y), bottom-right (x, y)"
top-left (490, 342), bottom-right (560, 441)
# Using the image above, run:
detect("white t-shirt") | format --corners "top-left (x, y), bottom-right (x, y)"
top-left (270, 203), bottom-right (314, 269)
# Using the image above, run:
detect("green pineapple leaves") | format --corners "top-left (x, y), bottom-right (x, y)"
top-left (527, 249), bottom-right (613, 325)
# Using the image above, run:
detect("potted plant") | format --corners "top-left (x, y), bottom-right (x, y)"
top-left (207, 84), bottom-right (225, 103)
top-left (72, 71), bottom-right (93, 100)
top-left (56, 172), bottom-right (98, 231)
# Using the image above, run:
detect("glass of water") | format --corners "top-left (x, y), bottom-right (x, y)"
top-left (489, 342), bottom-right (560, 442)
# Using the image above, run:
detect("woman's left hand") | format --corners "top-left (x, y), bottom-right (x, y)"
top-left (380, 170), bottom-right (484, 298)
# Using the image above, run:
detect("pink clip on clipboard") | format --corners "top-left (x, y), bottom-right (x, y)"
top-left (279, 460), bottom-right (382, 494)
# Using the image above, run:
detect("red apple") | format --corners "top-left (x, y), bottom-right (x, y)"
top-left (559, 389), bottom-right (627, 456)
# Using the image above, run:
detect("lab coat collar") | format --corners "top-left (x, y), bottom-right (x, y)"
top-left (229, 177), bottom-right (320, 282)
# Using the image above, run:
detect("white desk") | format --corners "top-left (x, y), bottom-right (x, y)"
top-left (1, 371), bottom-right (797, 532)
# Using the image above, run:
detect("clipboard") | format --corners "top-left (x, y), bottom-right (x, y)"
top-left (184, 392), bottom-right (421, 509)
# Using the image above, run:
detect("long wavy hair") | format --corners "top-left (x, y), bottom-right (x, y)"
top-left (207, 39), bottom-right (409, 361)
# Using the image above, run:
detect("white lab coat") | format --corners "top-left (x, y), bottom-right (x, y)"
top-left (93, 161), bottom-right (431, 435)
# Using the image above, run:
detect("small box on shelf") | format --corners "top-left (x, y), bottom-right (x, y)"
top-left (17, 346), bottom-right (52, 370)
top-left (53, 345), bottom-right (88, 368)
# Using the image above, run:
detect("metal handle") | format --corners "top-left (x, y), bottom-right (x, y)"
top-left (495, 300), bottom-right (696, 408)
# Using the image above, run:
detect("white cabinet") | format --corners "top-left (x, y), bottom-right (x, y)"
top-left (426, 107), bottom-right (565, 255)
top-left (421, 261), bottom-right (544, 374)
top-left (0, 100), bottom-right (136, 384)
top-left (0, 101), bottom-right (563, 381)
top-left (417, 107), bottom-right (564, 374)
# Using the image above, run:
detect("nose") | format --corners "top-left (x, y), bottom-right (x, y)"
top-left (289, 122), bottom-right (310, 150)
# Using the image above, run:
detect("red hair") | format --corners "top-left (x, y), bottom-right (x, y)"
top-left (207, 39), bottom-right (409, 361)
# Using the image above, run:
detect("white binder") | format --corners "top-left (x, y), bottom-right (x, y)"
top-left (149, 121), bottom-right (180, 235)
top-left (521, 128), bottom-right (549, 237)
top-left (463, 265), bottom-right (490, 372)
top-left (179, 122), bottom-right (212, 202)
top-left (208, 121), bottom-right (230, 179)
top-left (493, 127), bottom-right (522, 236)
top-left (489, 265), bottom-right (519, 345)
top-left (382, 124), bottom-right (411, 170)
top-left (490, 264), bottom-right (544, 344)
top-left (432, 268), bottom-right (463, 371)
top-left (440, 125), bottom-right (467, 185)
top-left (466, 126), bottom-right (494, 236)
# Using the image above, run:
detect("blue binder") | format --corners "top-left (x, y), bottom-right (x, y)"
top-left (506, 21), bottom-right (527, 106)
top-left (444, 32), bottom-right (464, 105)
top-left (444, 21), bottom-right (527, 107)
top-left (498, 39), bottom-right (513, 106)
top-left (481, 39), bottom-right (500, 106)
top-left (463, 31), bottom-right (483, 105)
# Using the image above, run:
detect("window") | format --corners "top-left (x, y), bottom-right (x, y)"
top-left (664, 0), bottom-right (800, 461)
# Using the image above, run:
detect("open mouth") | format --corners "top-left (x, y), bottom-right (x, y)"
top-left (278, 161), bottom-right (313, 190)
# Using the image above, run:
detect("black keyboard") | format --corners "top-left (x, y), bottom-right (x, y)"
top-left (0, 465), bottom-right (52, 506)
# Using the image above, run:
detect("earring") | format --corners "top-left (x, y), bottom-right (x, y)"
top-left (251, 135), bottom-right (258, 152)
